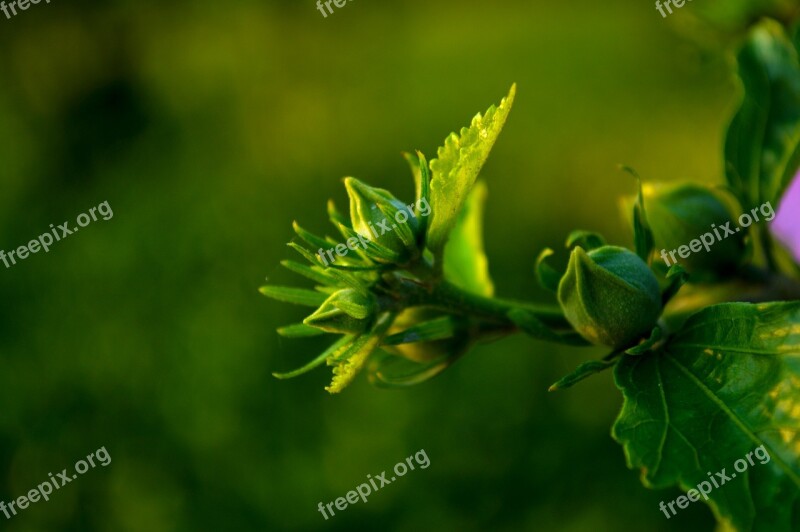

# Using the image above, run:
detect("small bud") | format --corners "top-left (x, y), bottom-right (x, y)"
top-left (344, 177), bottom-right (420, 263)
top-left (304, 289), bottom-right (377, 334)
top-left (642, 183), bottom-right (747, 277)
top-left (558, 246), bottom-right (662, 349)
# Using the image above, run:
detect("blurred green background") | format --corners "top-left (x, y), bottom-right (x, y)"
top-left (0, 1), bottom-right (794, 530)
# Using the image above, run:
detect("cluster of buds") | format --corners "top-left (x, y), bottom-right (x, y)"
top-left (260, 166), bottom-right (435, 393)
top-left (262, 86), bottom-right (519, 393)
top-left (262, 86), bottom-right (766, 394)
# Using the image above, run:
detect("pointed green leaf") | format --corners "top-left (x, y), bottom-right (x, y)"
top-left (277, 323), bottom-right (326, 338)
top-left (403, 151), bottom-right (423, 206)
top-left (549, 358), bottom-right (617, 392)
top-left (410, 150), bottom-right (431, 247)
top-left (288, 241), bottom-right (325, 265)
top-left (327, 199), bottom-right (350, 229)
top-left (293, 221), bottom-right (337, 254)
top-left (281, 260), bottom-right (335, 286)
top-left (443, 181), bottom-right (494, 297)
top-left (427, 84), bottom-right (516, 253)
top-left (621, 166), bottom-right (655, 263)
top-left (535, 248), bottom-right (561, 293)
top-left (661, 263), bottom-right (689, 306)
top-left (624, 326), bottom-right (663, 355)
top-left (272, 335), bottom-right (353, 380)
top-left (613, 302), bottom-right (800, 530)
top-left (258, 285), bottom-right (328, 307)
top-left (287, 243), bottom-right (372, 295)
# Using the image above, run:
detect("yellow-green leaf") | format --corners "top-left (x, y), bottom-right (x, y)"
top-left (427, 84), bottom-right (516, 253)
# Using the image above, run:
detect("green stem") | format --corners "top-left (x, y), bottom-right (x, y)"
top-left (415, 279), bottom-right (569, 330)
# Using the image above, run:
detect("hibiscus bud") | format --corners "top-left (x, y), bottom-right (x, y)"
top-left (344, 177), bottom-right (420, 263)
top-left (642, 183), bottom-right (747, 277)
top-left (558, 246), bottom-right (662, 348)
top-left (304, 289), bottom-right (377, 334)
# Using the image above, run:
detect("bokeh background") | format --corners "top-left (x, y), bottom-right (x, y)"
top-left (0, 1), bottom-right (797, 530)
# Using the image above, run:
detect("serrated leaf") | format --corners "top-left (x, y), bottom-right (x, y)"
top-left (612, 301), bottom-right (800, 531)
top-left (443, 180), bottom-right (494, 297)
top-left (725, 20), bottom-right (800, 209)
top-left (326, 312), bottom-right (395, 393)
top-left (258, 285), bottom-right (328, 307)
top-left (427, 84), bottom-right (516, 253)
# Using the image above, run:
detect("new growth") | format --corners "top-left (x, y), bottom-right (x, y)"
top-left (317, 198), bottom-right (430, 266)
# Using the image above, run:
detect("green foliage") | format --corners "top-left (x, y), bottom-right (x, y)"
top-left (427, 84), bottom-right (516, 255)
top-left (262, 21), bottom-right (800, 527)
top-left (613, 302), bottom-right (800, 530)
top-left (262, 85), bottom-right (522, 395)
top-left (443, 180), bottom-right (495, 297)
top-left (326, 313), bottom-right (395, 394)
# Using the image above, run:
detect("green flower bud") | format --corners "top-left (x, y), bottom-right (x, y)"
top-left (344, 177), bottom-right (420, 263)
top-left (304, 289), bottom-right (377, 334)
top-left (558, 246), bottom-right (662, 349)
top-left (641, 183), bottom-right (747, 277)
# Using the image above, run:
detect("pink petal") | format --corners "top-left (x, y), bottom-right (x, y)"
top-left (771, 169), bottom-right (800, 263)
